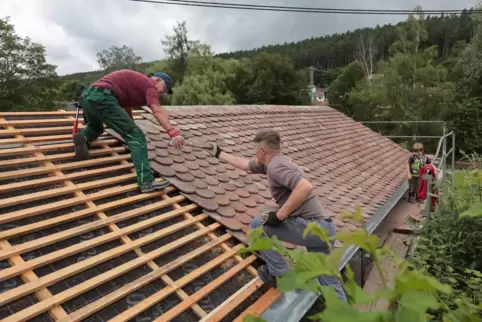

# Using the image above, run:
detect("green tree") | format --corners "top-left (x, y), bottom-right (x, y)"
top-left (56, 79), bottom-right (86, 101)
top-left (246, 52), bottom-right (310, 105)
top-left (96, 45), bottom-right (142, 71)
top-left (326, 62), bottom-right (365, 115)
top-left (161, 21), bottom-right (200, 83)
top-left (170, 44), bottom-right (238, 105)
top-left (348, 8), bottom-right (454, 144)
top-left (0, 16), bottom-right (58, 111)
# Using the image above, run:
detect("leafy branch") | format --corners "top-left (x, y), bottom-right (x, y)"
top-left (240, 205), bottom-right (480, 321)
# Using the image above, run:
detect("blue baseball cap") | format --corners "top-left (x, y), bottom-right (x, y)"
top-left (148, 72), bottom-right (173, 94)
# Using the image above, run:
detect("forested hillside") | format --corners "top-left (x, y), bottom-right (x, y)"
top-left (59, 9), bottom-right (477, 88)
top-left (218, 9), bottom-right (476, 86)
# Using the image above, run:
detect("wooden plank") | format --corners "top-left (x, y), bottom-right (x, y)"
top-left (66, 241), bottom-right (242, 322)
top-left (0, 139), bottom-right (118, 157)
top-left (0, 241), bottom-right (68, 320)
top-left (0, 134), bottom-right (73, 145)
top-left (359, 232), bottom-right (411, 311)
top-left (0, 210), bottom-right (208, 284)
top-left (0, 119), bottom-right (69, 319)
top-left (0, 188), bottom-right (172, 240)
top-left (0, 110), bottom-right (144, 117)
top-left (94, 140), bottom-right (207, 319)
top-left (0, 173), bottom-right (136, 209)
top-left (0, 196), bottom-right (186, 260)
top-left (0, 215), bottom-right (212, 308)
top-left (0, 117), bottom-right (141, 127)
top-left (155, 255), bottom-right (258, 322)
top-left (233, 288), bottom-right (281, 322)
top-left (199, 278), bottom-right (264, 322)
top-left (159, 192), bottom-right (258, 278)
top-left (2, 232), bottom-right (231, 322)
top-left (0, 154), bottom-right (131, 181)
top-left (0, 126), bottom-right (84, 136)
top-left (0, 163), bottom-right (133, 194)
top-left (0, 182), bottom-right (143, 225)
top-left (0, 146), bottom-right (126, 168)
top-left (0, 133), bottom-right (113, 145)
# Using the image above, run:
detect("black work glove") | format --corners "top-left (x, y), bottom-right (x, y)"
top-left (264, 211), bottom-right (285, 227)
top-left (207, 143), bottom-right (222, 158)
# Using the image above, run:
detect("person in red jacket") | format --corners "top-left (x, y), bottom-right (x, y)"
top-left (406, 142), bottom-right (431, 203)
top-left (74, 69), bottom-right (184, 193)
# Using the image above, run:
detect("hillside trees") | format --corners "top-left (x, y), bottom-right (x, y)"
top-left (331, 8), bottom-right (456, 151)
top-left (0, 16), bottom-right (59, 111)
top-left (96, 45), bottom-right (143, 71)
top-left (146, 21), bottom-right (310, 106)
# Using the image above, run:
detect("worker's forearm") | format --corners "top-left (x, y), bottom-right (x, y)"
top-left (277, 182), bottom-right (312, 219)
top-left (153, 111), bottom-right (174, 132)
top-left (219, 151), bottom-right (249, 171)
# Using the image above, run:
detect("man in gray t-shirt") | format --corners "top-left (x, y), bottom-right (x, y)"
top-left (203, 129), bottom-right (347, 301)
top-left (248, 154), bottom-right (331, 220)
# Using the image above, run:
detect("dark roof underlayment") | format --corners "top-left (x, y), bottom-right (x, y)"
top-left (0, 110), bottom-right (275, 322)
top-left (0, 106), bottom-right (410, 322)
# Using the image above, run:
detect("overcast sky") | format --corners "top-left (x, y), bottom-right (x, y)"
top-left (1, 0), bottom-right (478, 75)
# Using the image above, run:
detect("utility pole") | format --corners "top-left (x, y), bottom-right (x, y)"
top-left (308, 66), bottom-right (315, 104)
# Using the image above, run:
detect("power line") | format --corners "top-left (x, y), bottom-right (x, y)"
top-left (129, 0), bottom-right (479, 15)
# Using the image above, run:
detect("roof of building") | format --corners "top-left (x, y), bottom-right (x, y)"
top-left (0, 110), bottom-right (278, 322)
top-left (0, 105), bottom-right (411, 322)
top-left (131, 105), bottom-right (410, 247)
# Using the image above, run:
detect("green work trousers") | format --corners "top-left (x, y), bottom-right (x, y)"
top-left (79, 86), bottom-right (153, 185)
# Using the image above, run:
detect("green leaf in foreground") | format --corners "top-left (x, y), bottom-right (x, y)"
top-left (343, 265), bottom-right (378, 305)
top-left (242, 314), bottom-right (266, 322)
top-left (395, 291), bottom-right (440, 322)
top-left (460, 201), bottom-right (482, 218)
top-left (395, 268), bottom-right (452, 294)
top-left (314, 286), bottom-right (391, 322)
top-left (333, 230), bottom-right (379, 253)
top-left (303, 222), bottom-right (331, 243)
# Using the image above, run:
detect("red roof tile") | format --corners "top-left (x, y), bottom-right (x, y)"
top-left (137, 105), bottom-right (410, 247)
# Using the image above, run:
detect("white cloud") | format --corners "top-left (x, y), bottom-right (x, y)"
top-left (0, 0), bottom-right (478, 75)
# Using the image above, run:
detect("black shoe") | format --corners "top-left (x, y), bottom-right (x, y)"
top-left (408, 195), bottom-right (415, 203)
top-left (258, 265), bottom-right (277, 288)
top-left (140, 180), bottom-right (170, 193)
top-left (73, 133), bottom-right (90, 160)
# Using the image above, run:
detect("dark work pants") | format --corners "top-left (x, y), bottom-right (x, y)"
top-left (79, 86), bottom-right (153, 185)
top-left (250, 216), bottom-right (348, 301)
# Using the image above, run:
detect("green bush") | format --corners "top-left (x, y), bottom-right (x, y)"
top-left (240, 206), bottom-right (481, 322)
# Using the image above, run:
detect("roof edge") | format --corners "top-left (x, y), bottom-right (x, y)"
top-left (140, 104), bottom-right (335, 112)
top-left (261, 182), bottom-right (408, 322)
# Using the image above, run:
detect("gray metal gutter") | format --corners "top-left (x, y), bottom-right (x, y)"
top-left (260, 181), bottom-right (409, 322)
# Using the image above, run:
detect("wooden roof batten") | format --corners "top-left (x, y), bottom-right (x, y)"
top-left (0, 110), bottom-right (278, 322)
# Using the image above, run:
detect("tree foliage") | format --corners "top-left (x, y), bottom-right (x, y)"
top-left (96, 45), bottom-right (143, 71)
top-left (0, 16), bottom-right (58, 111)
top-left (161, 21), bottom-right (200, 83)
top-left (240, 205), bottom-right (482, 322)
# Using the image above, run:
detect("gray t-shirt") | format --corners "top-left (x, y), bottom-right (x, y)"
top-left (248, 154), bottom-right (327, 219)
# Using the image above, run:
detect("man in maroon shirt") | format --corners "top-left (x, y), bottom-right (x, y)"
top-left (74, 69), bottom-right (184, 193)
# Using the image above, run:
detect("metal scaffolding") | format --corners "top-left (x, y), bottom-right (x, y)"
top-left (360, 120), bottom-right (455, 213)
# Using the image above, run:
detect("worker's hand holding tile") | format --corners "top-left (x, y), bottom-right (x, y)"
top-left (168, 128), bottom-right (185, 149)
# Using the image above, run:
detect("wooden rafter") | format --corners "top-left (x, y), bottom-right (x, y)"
top-left (0, 111), bottom-right (281, 322)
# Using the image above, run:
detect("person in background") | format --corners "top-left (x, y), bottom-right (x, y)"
top-left (406, 142), bottom-right (432, 203)
top-left (74, 69), bottom-right (184, 193)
